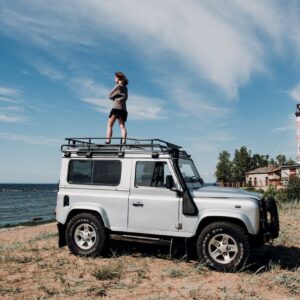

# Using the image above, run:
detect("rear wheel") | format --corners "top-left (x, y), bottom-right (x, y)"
top-left (66, 213), bottom-right (106, 256)
top-left (197, 222), bottom-right (250, 272)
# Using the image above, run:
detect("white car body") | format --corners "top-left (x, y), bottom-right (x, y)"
top-left (56, 138), bottom-right (279, 271)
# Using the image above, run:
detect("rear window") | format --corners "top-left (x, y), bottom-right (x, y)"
top-left (68, 160), bottom-right (121, 186)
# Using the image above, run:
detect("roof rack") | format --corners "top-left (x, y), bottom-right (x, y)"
top-left (61, 137), bottom-right (185, 157)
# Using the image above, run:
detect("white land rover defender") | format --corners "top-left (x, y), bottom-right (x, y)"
top-left (56, 138), bottom-right (279, 271)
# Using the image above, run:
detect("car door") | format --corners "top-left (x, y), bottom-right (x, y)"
top-left (128, 159), bottom-right (181, 234)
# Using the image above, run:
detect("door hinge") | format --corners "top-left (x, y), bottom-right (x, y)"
top-left (175, 223), bottom-right (182, 230)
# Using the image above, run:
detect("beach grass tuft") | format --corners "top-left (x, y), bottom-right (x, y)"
top-left (92, 260), bottom-right (124, 280)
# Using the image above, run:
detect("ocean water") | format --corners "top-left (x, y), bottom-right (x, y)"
top-left (0, 184), bottom-right (57, 227)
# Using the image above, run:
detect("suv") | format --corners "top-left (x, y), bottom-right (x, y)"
top-left (56, 138), bottom-right (279, 271)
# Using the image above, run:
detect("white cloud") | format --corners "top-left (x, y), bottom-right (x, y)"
top-left (0, 97), bottom-right (18, 103)
top-left (0, 86), bottom-right (22, 99)
top-left (2, 0), bottom-right (300, 100)
top-left (0, 133), bottom-right (61, 145)
top-left (273, 126), bottom-right (291, 132)
top-left (32, 61), bottom-right (65, 80)
top-left (272, 113), bottom-right (296, 133)
top-left (0, 114), bottom-right (24, 123)
top-left (21, 70), bottom-right (31, 75)
top-left (289, 84), bottom-right (300, 102)
top-left (84, 95), bottom-right (166, 120)
top-left (70, 78), bottom-right (108, 99)
top-left (72, 77), bottom-right (168, 120)
top-left (1, 105), bottom-right (23, 112)
top-left (0, 86), bottom-right (25, 122)
top-left (160, 78), bottom-right (231, 120)
top-left (208, 130), bottom-right (235, 142)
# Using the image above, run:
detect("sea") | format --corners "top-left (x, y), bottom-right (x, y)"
top-left (0, 183), bottom-right (58, 228)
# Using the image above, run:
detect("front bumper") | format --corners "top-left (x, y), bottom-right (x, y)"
top-left (259, 197), bottom-right (280, 242)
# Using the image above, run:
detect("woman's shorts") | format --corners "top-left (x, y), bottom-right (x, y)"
top-left (109, 109), bottom-right (128, 122)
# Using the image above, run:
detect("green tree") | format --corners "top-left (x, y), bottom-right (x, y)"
top-left (286, 175), bottom-right (300, 202)
top-left (276, 154), bottom-right (287, 166)
top-left (269, 158), bottom-right (278, 167)
top-left (215, 151), bottom-right (232, 186)
top-left (250, 154), bottom-right (269, 170)
top-left (232, 146), bottom-right (251, 187)
top-left (286, 158), bottom-right (296, 165)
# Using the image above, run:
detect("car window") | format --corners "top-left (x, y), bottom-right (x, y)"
top-left (135, 161), bottom-right (171, 188)
top-left (68, 160), bottom-right (121, 186)
top-left (68, 160), bottom-right (92, 184)
top-left (179, 158), bottom-right (203, 189)
top-left (93, 160), bottom-right (121, 185)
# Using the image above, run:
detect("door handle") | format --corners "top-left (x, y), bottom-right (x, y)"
top-left (132, 202), bottom-right (144, 207)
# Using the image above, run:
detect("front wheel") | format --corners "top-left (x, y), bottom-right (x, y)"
top-left (197, 222), bottom-right (250, 272)
top-left (66, 213), bottom-right (106, 256)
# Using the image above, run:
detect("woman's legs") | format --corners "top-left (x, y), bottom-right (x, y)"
top-left (106, 114), bottom-right (117, 143)
top-left (118, 118), bottom-right (127, 143)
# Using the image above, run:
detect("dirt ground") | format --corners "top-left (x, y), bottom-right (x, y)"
top-left (0, 203), bottom-right (299, 300)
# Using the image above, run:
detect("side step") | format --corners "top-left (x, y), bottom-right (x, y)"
top-left (109, 234), bottom-right (188, 259)
top-left (110, 234), bottom-right (172, 245)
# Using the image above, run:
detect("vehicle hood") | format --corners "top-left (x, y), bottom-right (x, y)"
top-left (190, 186), bottom-right (262, 201)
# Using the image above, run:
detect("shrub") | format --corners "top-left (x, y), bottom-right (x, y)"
top-left (244, 186), bottom-right (256, 192)
top-left (274, 189), bottom-right (289, 203)
top-left (92, 261), bottom-right (123, 280)
top-left (264, 185), bottom-right (277, 198)
top-left (286, 176), bottom-right (300, 202)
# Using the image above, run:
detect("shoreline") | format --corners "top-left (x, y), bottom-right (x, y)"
top-left (0, 218), bottom-right (56, 230)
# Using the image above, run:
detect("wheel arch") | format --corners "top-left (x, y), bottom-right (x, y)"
top-left (66, 206), bottom-right (110, 229)
top-left (194, 216), bottom-right (249, 239)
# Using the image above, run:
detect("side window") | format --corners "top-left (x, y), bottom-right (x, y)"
top-left (68, 160), bottom-right (92, 184)
top-left (68, 160), bottom-right (121, 186)
top-left (135, 161), bottom-right (172, 188)
top-left (93, 160), bottom-right (121, 185)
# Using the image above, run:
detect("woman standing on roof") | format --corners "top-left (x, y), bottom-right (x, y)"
top-left (106, 72), bottom-right (129, 144)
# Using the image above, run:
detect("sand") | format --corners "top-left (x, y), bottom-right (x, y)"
top-left (0, 203), bottom-right (299, 299)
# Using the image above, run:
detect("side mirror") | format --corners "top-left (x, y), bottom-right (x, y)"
top-left (166, 175), bottom-right (175, 189)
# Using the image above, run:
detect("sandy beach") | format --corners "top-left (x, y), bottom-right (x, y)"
top-left (0, 203), bottom-right (299, 300)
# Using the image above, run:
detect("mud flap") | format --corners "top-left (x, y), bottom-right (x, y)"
top-left (57, 223), bottom-right (66, 247)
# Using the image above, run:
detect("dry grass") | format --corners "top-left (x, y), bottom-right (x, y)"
top-left (0, 203), bottom-right (299, 299)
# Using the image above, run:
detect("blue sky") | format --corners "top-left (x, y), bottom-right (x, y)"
top-left (1, 0), bottom-right (300, 183)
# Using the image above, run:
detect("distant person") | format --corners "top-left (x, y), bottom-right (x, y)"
top-left (106, 72), bottom-right (128, 144)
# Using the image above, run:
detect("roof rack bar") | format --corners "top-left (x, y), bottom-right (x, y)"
top-left (64, 137), bottom-right (181, 148)
top-left (61, 137), bottom-right (183, 155)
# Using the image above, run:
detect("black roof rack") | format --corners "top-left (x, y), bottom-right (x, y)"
top-left (61, 137), bottom-right (188, 157)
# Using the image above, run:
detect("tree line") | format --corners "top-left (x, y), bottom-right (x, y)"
top-left (215, 146), bottom-right (296, 187)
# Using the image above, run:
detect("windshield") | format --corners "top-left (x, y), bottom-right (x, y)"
top-left (178, 158), bottom-right (204, 189)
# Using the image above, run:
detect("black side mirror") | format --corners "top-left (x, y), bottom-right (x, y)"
top-left (166, 175), bottom-right (175, 189)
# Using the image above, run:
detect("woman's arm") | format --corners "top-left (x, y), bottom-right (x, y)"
top-left (109, 85), bottom-right (127, 101)
top-left (109, 85), bottom-right (121, 100)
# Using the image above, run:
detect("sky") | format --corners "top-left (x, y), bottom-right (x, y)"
top-left (1, 0), bottom-right (300, 183)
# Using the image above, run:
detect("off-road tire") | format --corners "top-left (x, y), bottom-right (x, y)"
top-left (66, 212), bottom-right (106, 256)
top-left (197, 222), bottom-right (250, 272)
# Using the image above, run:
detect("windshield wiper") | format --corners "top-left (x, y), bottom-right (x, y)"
top-left (184, 177), bottom-right (203, 190)
top-left (185, 176), bottom-right (203, 184)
